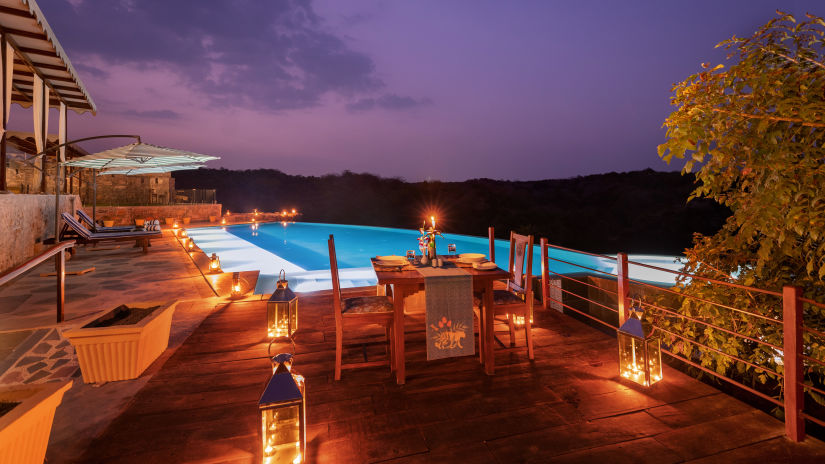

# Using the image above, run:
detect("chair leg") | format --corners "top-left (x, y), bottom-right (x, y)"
top-left (386, 323), bottom-right (395, 371)
top-left (525, 313), bottom-right (534, 360)
top-left (508, 313), bottom-right (516, 347)
top-left (335, 324), bottom-right (343, 381)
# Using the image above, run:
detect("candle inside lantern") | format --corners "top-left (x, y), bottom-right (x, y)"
top-left (431, 215), bottom-right (436, 229)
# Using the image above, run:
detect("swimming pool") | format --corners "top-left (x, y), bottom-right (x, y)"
top-left (186, 222), bottom-right (684, 294)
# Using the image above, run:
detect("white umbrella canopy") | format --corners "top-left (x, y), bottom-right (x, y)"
top-left (98, 164), bottom-right (207, 176)
top-left (62, 142), bottom-right (219, 169)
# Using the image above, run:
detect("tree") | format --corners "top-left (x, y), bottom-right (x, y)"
top-left (657, 12), bottom-right (825, 405)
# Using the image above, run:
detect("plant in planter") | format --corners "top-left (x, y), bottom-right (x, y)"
top-left (134, 218), bottom-right (146, 227)
top-left (182, 217), bottom-right (191, 225)
top-left (208, 215), bottom-right (217, 223)
top-left (0, 380), bottom-right (72, 464)
top-left (102, 218), bottom-right (115, 227)
top-left (164, 217), bottom-right (176, 225)
top-left (62, 301), bottom-right (177, 383)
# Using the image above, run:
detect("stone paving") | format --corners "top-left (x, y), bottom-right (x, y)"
top-left (0, 328), bottom-right (78, 386)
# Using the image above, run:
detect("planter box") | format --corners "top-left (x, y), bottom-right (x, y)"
top-left (102, 220), bottom-right (114, 227)
top-left (182, 217), bottom-right (191, 224)
top-left (0, 381), bottom-right (72, 464)
top-left (208, 215), bottom-right (217, 223)
top-left (165, 217), bottom-right (175, 225)
top-left (135, 218), bottom-right (145, 227)
top-left (63, 301), bottom-right (177, 383)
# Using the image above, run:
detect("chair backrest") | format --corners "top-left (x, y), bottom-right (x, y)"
top-left (76, 209), bottom-right (96, 230)
top-left (507, 231), bottom-right (534, 301)
top-left (488, 226), bottom-right (495, 263)
top-left (61, 212), bottom-right (92, 239)
top-left (327, 234), bottom-right (343, 317)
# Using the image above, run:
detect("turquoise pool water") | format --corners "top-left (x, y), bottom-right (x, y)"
top-left (186, 222), bottom-right (684, 294)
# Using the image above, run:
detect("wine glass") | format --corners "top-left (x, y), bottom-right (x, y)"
top-left (447, 244), bottom-right (457, 255)
top-left (406, 250), bottom-right (416, 263)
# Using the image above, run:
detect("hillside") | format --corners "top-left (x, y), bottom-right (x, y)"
top-left (172, 168), bottom-right (729, 255)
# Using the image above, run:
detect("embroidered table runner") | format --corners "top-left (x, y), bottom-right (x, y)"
top-left (417, 262), bottom-right (474, 360)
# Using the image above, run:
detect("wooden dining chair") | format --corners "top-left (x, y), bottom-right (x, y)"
top-left (474, 231), bottom-right (535, 359)
top-left (328, 234), bottom-right (395, 380)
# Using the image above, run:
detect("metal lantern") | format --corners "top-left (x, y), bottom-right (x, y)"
top-left (187, 239), bottom-right (196, 251)
top-left (267, 270), bottom-right (298, 340)
top-left (231, 271), bottom-right (243, 299)
top-left (259, 354), bottom-right (305, 464)
top-left (221, 217), bottom-right (226, 225)
top-left (208, 253), bottom-right (222, 273)
top-left (617, 306), bottom-right (662, 387)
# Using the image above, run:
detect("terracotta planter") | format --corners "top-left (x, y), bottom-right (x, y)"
top-left (63, 301), bottom-right (177, 383)
top-left (135, 218), bottom-right (145, 227)
top-left (102, 220), bottom-right (114, 227)
top-left (165, 217), bottom-right (175, 225)
top-left (208, 215), bottom-right (217, 223)
top-left (0, 381), bottom-right (72, 464)
top-left (183, 217), bottom-right (191, 224)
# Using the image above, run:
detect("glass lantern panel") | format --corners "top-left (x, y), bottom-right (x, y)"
top-left (618, 332), bottom-right (648, 386)
top-left (261, 404), bottom-right (302, 464)
top-left (289, 300), bottom-right (298, 334)
top-left (268, 302), bottom-right (291, 339)
top-left (646, 337), bottom-right (663, 384)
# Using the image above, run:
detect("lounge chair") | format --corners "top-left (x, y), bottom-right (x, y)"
top-left (76, 209), bottom-right (136, 233)
top-left (60, 213), bottom-right (160, 253)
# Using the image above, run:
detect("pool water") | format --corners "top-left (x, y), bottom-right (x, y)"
top-left (186, 222), bottom-right (684, 294)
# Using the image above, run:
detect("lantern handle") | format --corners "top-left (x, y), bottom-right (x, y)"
top-left (279, 269), bottom-right (286, 282)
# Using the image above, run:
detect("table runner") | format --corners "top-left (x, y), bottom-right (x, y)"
top-left (417, 262), bottom-right (474, 360)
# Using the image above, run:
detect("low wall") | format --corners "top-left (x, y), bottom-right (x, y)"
top-left (92, 204), bottom-right (222, 226)
top-left (0, 194), bottom-right (82, 272)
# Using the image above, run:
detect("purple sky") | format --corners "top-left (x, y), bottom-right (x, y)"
top-left (9, 1), bottom-right (822, 181)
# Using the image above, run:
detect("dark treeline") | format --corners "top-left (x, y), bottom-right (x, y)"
top-left (173, 168), bottom-right (729, 255)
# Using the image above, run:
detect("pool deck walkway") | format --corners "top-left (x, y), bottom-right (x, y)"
top-left (78, 291), bottom-right (825, 462)
top-left (3, 231), bottom-right (825, 462)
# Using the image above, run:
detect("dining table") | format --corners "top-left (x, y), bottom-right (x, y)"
top-left (371, 255), bottom-right (510, 385)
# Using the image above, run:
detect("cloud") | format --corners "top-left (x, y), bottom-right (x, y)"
top-left (119, 109), bottom-right (181, 120)
top-left (73, 63), bottom-right (109, 79)
top-left (43, 0), bottom-right (403, 112)
top-left (346, 94), bottom-right (432, 112)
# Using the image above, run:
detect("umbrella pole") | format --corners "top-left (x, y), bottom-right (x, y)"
top-left (93, 169), bottom-right (97, 223)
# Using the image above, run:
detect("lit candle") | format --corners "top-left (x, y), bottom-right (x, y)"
top-left (431, 215), bottom-right (436, 229)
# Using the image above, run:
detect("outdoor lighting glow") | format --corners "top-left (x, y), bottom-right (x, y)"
top-left (221, 217), bottom-right (226, 225)
top-left (172, 222), bottom-right (179, 229)
top-left (180, 230), bottom-right (187, 238)
top-left (254, 209), bottom-right (259, 216)
top-left (267, 270), bottom-right (298, 340)
top-left (512, 315), bottom-right (533, 328)
top-left (617, 305), bottom-right (662, 387)
top-left (231, 272), bottom-right (243, 298)
top-left (282, 210), bottom-right (287, 216)
top-left (188, 240), bottom-right (195, 251)
top-left (209, 253), bottom-right (222, 274)
top-left (260, 353), bottom-right (306, 464)
top-left (431, 215), bottom-right (436, 229)
top-left (291, 209), bottom-right (296, 214)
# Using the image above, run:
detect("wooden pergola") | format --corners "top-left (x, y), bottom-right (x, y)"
top-left (0, 0), bottom-right (96, 192)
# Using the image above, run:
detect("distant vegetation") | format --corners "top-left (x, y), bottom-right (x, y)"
top-left (174, 168), bottom-right (728, 255)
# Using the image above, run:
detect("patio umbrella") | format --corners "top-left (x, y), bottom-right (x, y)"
top-left (97, 164), bottom-right (207, 176)
top-left (57, 141), bottom-right (219, 234)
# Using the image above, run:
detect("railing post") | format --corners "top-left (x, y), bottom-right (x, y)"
top-left (617, 252), bottom-right (629, 326)
top-left (56, 249), bottom-right (65, 323)
top-left (540, 238), bottom-right (549, 310)
top-left (783, 285), bottom-right (804, 442)
top-left (488, 227), bottom-right (495, 263)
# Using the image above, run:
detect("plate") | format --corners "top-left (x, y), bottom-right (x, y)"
top-left (376, 255), bottom-right (407, 266)
top-left (473, 261), bottom-right (497, 270)
top-left (458, 253), bottom-right (486, 263)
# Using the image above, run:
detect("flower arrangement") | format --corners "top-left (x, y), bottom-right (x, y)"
top-left (418, 215), bottom-right (443, 259)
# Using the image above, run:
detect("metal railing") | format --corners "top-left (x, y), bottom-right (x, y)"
top-left (174, 188), bottom-right (216, 204)
top-left (537, 238), bottom-right (825, 442)
top-left (0, 240), bottom-right (75, 323)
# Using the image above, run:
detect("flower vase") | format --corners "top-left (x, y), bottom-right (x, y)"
top-left (428, 241), bottom-right (436, 260)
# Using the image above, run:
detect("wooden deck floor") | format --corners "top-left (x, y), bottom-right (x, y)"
top-left (78, 288), bottom-right (825, 463)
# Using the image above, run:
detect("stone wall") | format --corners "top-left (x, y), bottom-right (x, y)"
top-left (79, 173), bottom-right (174, 205)
top-left (0, 194), bottom-right (82, 272)
top-left (92, 204), bottom-right (222, 226)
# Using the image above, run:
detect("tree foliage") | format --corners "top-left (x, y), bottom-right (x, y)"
top-left (657, 12), bottom-right (825, 404)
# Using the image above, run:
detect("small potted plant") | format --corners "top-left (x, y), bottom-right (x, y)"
top-left (0, 380), bottom-right (72, 464)
top-left (165, 217), bottom-right (176, 225)
top-left (102, 218), bottom-right (115, 228)
top-left (62, 301), bottom-right (177, 383)
top-left (208, 215), bottom-right (217, 223)
top-left (182, 216), bottom-right (191, 225)
top-left (134, 218), bottom-right (146, 227)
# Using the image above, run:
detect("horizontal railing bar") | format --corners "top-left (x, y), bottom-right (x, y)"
top-left (655, 326), bottom-right (782, 377)
top-left (545, 295), bottom-right (618, 331)
top-left (802, 412), bottom-right (825, 428)
top-left (801, 382), bottom-right (825, 398)
top-left (0, 240), bottom-right (75, 287)
top-left (801, 354), bottom-right (825, 370)
top-left (546, 255), bottom-right (619, 278)
top-left (624, 258), bottom-right (783, 297)
top-left (661, 346), bottom-right (784, 407)
top-left (547, 268), bottom-right (620, 296)
top-left (558, 287), bottom-right (619, 314)
top-left (628, 277), bottom-right (783, 325)
top-left (802, 326), bottom-right (825, 341)
top-left (638, 299), bottom-right (783, 351)
top-left (543, 243), bottom-right (618, 261)
top-left (800, 296), bottom-right (825, 310)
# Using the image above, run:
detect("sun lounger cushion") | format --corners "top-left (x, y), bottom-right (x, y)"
top-left (144, 219), bottom-right (161, 231)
